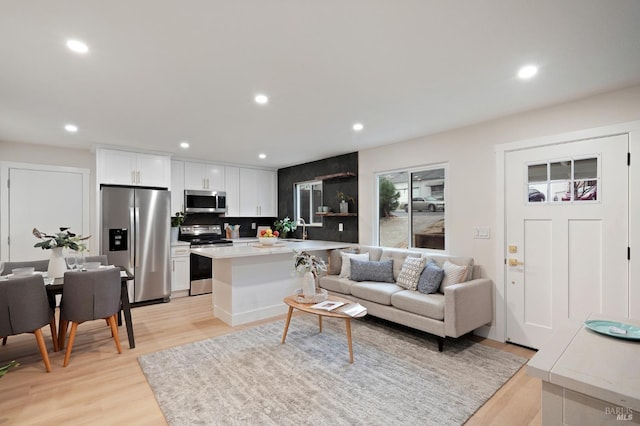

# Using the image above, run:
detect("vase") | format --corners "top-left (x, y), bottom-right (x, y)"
top-left (339, 201), bottom-right (349, 213)
top-left (171, 227), bottom-right (179, 242)
top-left (302, 271), bottom-right (316, 298)
top-left (47, 247), bottom-right (67, 278)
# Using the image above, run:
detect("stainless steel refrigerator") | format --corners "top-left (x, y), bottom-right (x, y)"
top-left (101, 186), bottom-right (171, 303)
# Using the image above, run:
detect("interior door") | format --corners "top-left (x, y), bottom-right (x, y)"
top-left (505, 134), bottom-right (629, 349)
top-left (8, 166), bottom-right (86, 261)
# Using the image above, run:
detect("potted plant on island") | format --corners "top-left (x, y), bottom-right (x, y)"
top-left (33, 227), bottom-right (90, 278)
top-left (274, 216), bottom-right (297, 239)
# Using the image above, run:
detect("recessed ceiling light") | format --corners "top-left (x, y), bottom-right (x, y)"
top-left (64, 124), bottom-right (78, 133)
top-left (259, 153), bottom-right (266, 159)
top-left (254, 94), bottom-right (269, 105)
top-left (66, 39), bottom-right (89, 54)
top-left (352, 123), bottom-right (364, 131)
top-left (517, 65), bottom-right (538, 79)
top-left (180, 141), bottom-right (190, 149)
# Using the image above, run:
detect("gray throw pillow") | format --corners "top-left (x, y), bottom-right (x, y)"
top-left (417, 260), bottom-right (444, 294)
top-left (350, 258), bottom-right (394, 283)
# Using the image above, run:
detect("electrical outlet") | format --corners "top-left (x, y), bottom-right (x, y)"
top-left (251, 223), bottom-right (256, 229)
top-left (338, 223), bottom-right (343, 232)
top-left (223, 222), bottom-right (229, 230)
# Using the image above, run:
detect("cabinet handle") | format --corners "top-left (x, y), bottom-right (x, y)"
top-left (136, 170), bottom-right (141, 184)
top-left (131, 170), bottom-right (136, 184)
top-left (172, 260), bottom-right (175, 272)
top-left (206, 178), bottom-right (210, 189)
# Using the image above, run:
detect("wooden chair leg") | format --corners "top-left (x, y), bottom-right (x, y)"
top-left (2, 336), bottom-right (7, 346)
top-left (58, 319), bottom-right (69, 350)
top-left (63, 322), bottom-right (79, 367)
top-left (33, 329), bottom-right (52, 373)
top-left (49, 317), bottom-right (59, 352)
top-left (107, 315), bottom-right (122, 354)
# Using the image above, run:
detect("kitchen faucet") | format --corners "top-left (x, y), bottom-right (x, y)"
top-left (297, 218), bottom-right (307, 240)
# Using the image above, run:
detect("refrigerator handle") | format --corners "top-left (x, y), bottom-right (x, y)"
top-left (134, 207), bottom-right (141, 267)
top-left (129, 207), bottom-right (135, 267)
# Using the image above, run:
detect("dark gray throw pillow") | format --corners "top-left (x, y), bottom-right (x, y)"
top-left (350, 258), bottom-right (394, 283)
top-left (417, 260), bottom-right (445, 294)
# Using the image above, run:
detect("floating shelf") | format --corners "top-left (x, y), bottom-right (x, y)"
top-left (314, 172), bottom-right (356, 181)
top-left (315, 212), bottom-right (357, 217)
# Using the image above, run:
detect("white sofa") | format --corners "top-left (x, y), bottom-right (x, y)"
top-left (318, 245), bottom-right (493, 351)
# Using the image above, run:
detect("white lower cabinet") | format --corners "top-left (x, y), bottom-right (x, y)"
top-left (171, 245), bottom-right (190, 297)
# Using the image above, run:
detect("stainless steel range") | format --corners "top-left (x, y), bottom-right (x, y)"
top-left (178, 224), bottom-right (232, 296)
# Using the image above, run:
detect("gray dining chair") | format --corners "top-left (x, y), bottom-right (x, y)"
top-left (0, 259), bottom-right (49, 276)
top-left (0, 275), bottom-right (59, 372)
top-left (59, 268), bottom-right (122, 367)
top-left (1, 259), bottom-right (50, 347)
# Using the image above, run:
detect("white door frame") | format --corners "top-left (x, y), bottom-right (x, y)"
top-left (493, 120), bottom-right (640, 343)
top-left (0, 161), bottom-right (90, 262)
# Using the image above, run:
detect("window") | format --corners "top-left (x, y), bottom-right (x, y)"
top-left (294, 180), bottom-right (323, 226)
top-left (527, 156), bottom-right (599, 203)
top-left (377, 165), bottom-right (446, 251)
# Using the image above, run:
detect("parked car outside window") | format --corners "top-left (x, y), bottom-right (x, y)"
top-left (528, 188), bottom-right (546, 202)
top-left (403, 196), bottom-right (445, 212)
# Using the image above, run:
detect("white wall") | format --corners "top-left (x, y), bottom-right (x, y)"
top-left (0, 141), bottom-right (96, 253)
top-left (358, 84), bottom-right (640, 340)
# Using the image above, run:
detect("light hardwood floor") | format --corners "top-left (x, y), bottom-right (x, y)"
top-left (0, 295), bottom-right (541, 425)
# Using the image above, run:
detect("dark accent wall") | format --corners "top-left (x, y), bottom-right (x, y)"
top-left (278, 152), bottom-right (358, 243)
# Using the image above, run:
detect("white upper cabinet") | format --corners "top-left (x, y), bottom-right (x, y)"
top-left (184, 161), bottom-right (225, 191)
top-left (97, 148), bottom-right (170, 188)
top-left (239, 168), bottom-right (276, 217)
top-left (170, 160), bottom-right (185, 214)
top-left (225, 166), bottom-right (240, 217)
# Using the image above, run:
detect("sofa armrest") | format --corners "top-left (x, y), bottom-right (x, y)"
top-left (443, 278), bottom-right (493, 338)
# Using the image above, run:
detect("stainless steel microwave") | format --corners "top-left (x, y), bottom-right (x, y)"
top-left (184, 190), bottom-right (227, 213)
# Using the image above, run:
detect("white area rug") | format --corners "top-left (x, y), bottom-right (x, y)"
top-left (139, 315), bottom-right (525, 425)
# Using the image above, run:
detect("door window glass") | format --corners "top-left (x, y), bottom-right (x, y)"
top-left (528, 156), bottom-right (599, 203)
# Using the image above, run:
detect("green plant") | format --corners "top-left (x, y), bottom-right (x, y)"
top-left (171, 211), bottom-right (186, 227)
top-left (33, 227), bottom-right (90, 251)
top-left (336, 191), bottom-right (355, 203)
top-left (379, 177), bottom-right (400, 218)
top-left (274, 216), bottom-right (297, 234)
top-left (0, 360), bottom-right (19, 378)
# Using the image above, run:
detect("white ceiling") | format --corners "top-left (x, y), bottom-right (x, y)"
top-left (1, 1), bottom-right (639, 168)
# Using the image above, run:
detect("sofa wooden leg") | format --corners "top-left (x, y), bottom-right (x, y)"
top-left (438, 337), bottom-right (444, 352)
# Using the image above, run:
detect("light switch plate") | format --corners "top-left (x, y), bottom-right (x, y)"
top-left (338, 223), bottom-right (343, 232)
top-left (473, 227), bottom-right (491, 239)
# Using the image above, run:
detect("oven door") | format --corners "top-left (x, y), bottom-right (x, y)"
top-left (190, 252), bottom-right (212, 295)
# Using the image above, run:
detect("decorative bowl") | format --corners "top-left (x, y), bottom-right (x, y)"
top-left (294, 288), bottom-right (328, 303)
top-left (84, 262), bottom-right (101, 270)
top-left (259, 237), bottom-right (278, 246)
top-left (12, 267), bottom-right (35, 276)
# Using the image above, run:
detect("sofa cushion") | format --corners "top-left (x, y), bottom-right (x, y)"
top-left (351, 282), bottom-right (403, 305)
top-left (318, 275), bottom-right (354, 295)
top-left (328, 248), bottom-right (357, 275)
top-left (391, 291), bottom-right (445, 320)
top-left (439, 260), bottom-right (469, 292)
top-left (396, 256), bottom-right (426, 290)
top-left (380, 249), bottom-right (422, 280)
top-left (350, 258), bottom-right (394, 283)
top-left (423, 254), bottom-right (474, 280)
top-left (417, 260), bottom-right (444, 294)
top-left (340, 252), bottom-right (370, 278)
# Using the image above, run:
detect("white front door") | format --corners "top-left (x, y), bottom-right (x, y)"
top-left (505, 134), bottom-right (629, 349)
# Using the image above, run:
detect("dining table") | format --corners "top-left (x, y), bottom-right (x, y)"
top-left (44, 266), bottom-right (136, 349)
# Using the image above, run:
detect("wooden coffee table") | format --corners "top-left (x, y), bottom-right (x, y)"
top-left (281, 294), bottom-right (366, 363)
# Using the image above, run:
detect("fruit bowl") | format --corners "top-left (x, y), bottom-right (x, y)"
top-left (258, 237), bottom-right (278, 246)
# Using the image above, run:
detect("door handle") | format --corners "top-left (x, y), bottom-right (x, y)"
top-left (508, 258), bottom-right (524, 266)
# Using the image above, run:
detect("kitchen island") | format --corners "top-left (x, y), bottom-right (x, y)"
top-left (191, 240), bottom-right (354, 326)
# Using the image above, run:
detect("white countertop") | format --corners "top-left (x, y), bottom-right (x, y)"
top-left (191, 240), bottom-right (354, 259)
top-left (527, 313), bottom-right (640, 410)
top-left (226, 237), bottom-right (259, 243)
top-left (170, 241), bottom-right (191, 247)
